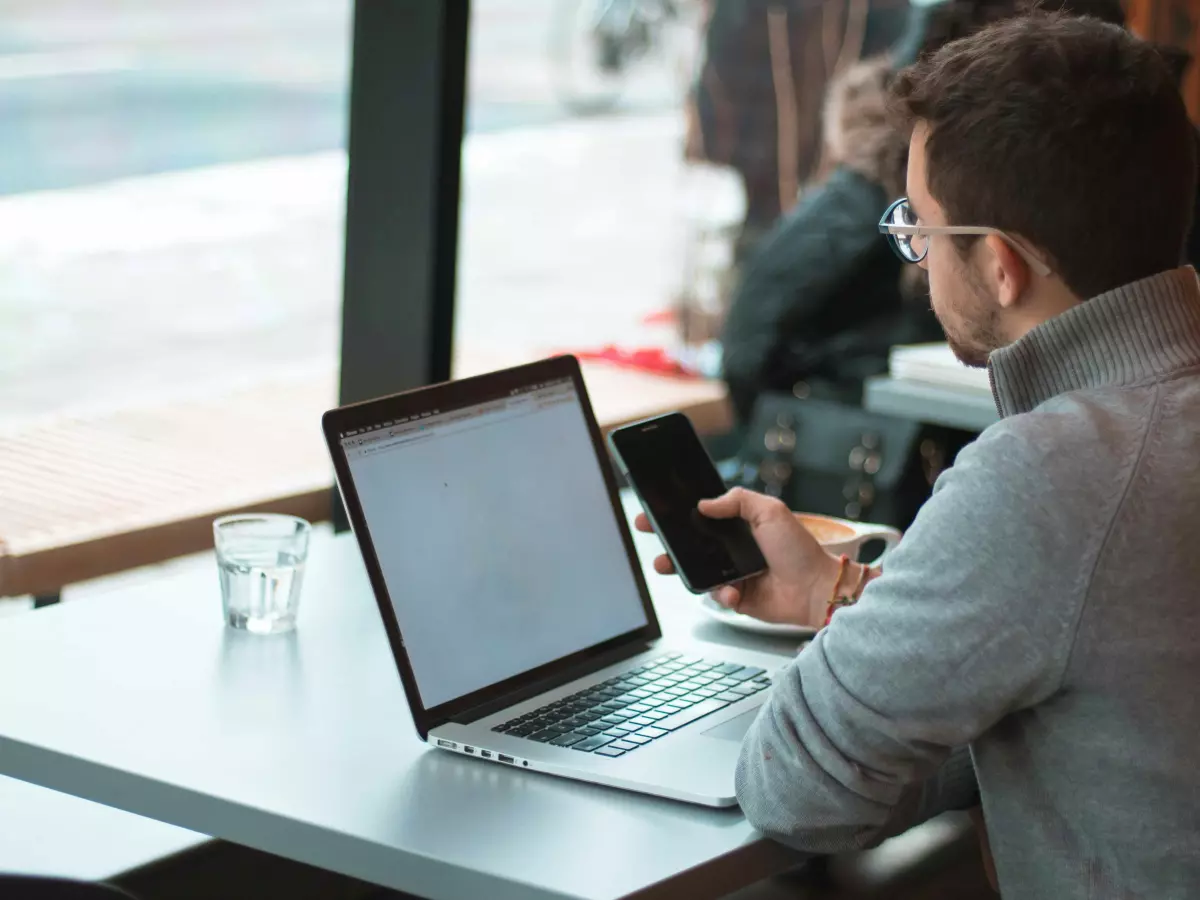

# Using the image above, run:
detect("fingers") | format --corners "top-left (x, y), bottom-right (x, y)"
top-left (652, 555), bottom-right (676, 575)
top-left (634, 512), bottom-right (653, 533)
top-left (698, 487), bottom-right (790, 526)
top-left (713, 584), bottom-right (741, 610)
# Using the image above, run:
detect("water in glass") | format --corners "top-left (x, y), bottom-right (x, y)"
top-left (214, 514), bottom-right (310, 634)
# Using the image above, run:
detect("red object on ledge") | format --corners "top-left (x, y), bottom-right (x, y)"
top-left (553, 345), bottom-right (701, 379)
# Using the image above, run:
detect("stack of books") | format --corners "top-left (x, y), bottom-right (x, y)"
top-left (887, 343), bottom-right (991, 393)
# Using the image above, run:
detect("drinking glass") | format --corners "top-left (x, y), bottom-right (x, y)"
top-left (213, 514), bottom-right (311, 634)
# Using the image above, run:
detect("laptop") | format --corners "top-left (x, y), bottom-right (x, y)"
top-left (322, 355), bottom-right (785, 807)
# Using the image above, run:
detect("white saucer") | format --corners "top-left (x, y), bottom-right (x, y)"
top-left (699, 594), bottom-right (819, 638)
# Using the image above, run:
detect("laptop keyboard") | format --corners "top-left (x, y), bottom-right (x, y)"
top-left (491, 652), bottom-right (771, 758)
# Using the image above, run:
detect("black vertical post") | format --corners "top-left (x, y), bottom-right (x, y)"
top-left (334, 0), bottom-right (469, 528)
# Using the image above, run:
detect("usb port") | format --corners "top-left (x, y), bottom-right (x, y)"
top-left (436, 739), bottom-right (456, 749)
top-left (480, 750), bottom-right (492, 759)
top-left (463, 746), bottom-right (475, 754)
top-left (498, 754), bottom-right (515, 765)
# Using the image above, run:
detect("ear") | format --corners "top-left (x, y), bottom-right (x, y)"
top-left (981, 234), bottom-right (1030, 310)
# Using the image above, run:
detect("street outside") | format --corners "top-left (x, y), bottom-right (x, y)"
top-left (0, 0), bottom-right (740, 424)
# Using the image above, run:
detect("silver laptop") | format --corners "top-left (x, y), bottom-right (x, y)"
top-left (322, 355), bottom-right (783, 807)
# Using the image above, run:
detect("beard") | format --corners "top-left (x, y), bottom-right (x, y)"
top-left (944, 324), bottom-right (997, 369)
top-left (934, 258), bottom-right (1005, 369)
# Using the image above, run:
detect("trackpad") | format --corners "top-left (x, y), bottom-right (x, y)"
top-left (702, 707), bottom-right (761, 742)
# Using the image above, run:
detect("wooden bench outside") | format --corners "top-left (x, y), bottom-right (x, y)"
top-left (0, 359), bottom-right (730, 600)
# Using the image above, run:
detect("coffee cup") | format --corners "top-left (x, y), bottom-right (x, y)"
top-left (794, 513), bottom-right (901, 563)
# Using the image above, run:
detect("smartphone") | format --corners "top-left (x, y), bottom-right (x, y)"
top-left (609, 412), bottom-right (767, 594)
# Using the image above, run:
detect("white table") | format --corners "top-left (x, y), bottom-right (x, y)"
top-left (864, 375), bottom-right (998, 433)
top-left (0, 497), bottom-right (805, 900)
top-left (0, 774), bottom-right (205, 881)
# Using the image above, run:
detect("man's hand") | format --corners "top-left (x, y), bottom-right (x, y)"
top-left (634, 487), bottom-right (842, 627)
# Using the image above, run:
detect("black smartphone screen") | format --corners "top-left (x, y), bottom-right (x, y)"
top-left (611, 413), bottom-right (767, 593)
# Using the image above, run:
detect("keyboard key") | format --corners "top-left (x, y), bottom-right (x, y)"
top-left (577, 726), bottom-right (603, 736)
top-left (605, 724), bottom-right (638, 736)
top-left (529, 730), bottom-right (560, 742)
top-left (727, 667), bottom-right (766, 683)
top-left (662, 687), bottom-right (687, 697)
top-left (595, 747), bottom-right (626, 757)
top-left (630, 689), bottom-right (653, 699)
top-left (730, 684), bottom-right (757, 696)
top-left (611, 740), bottom-right (639, 751)
top-left (654, 698), bottom-right (731, 731)
top-left (637, 726), bottom-right (668, 739)
top-left (623, 734), bottom-right (652, 745)
top-left (551, 732), bottom-right (587, 747)
top-left (696, 688), bottom-right (718, 698)
top-left (715, 691), bottom-right (745, 703)
top-left (644, 711), bottom-right (667, 721)
top-left (629, 716), bottom-right (656, 726)
top-left (659, 703), bottom-right (686, 714)
top-left (572, 734), bottom-right (616, 752)
top-left (642, 698), bottom-right (667, 708)
top-left (712, 663), bottom-right (743, 675)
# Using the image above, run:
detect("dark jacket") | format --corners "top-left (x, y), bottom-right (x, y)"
top-left (720, 56), bottom-right (941, 422)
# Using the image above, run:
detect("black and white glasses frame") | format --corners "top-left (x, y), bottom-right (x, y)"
top-left (878, 197), bottom-right (1052, 277)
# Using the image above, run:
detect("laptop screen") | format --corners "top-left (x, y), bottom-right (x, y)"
top-left (339, 377), bottom-right (650, 709)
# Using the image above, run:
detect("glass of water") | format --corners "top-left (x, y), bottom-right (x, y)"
top-left (214, 514), bottom-right (311, 634)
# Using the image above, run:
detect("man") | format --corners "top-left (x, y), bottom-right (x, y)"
top-left (639, 11), bottom-right (1200, 897)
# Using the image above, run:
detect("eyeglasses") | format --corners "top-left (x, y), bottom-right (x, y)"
top-left (878, 197), bottom-right (1052, 277)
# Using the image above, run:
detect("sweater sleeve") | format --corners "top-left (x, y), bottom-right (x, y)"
top-left (734, 422), bottom-right (1112, 852)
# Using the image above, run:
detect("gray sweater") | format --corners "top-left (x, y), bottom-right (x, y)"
top-left (737, 267), bottom-right (1200, 898)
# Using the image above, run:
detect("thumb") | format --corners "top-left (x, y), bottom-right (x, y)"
top-left (698, 487), bottom-right (785, 524)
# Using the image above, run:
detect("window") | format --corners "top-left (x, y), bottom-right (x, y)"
top-left (0, 0), bottom-right (352, 419)
top-left (453, 0), bottom-right (734, 377)
top-left (0, 1), bottom-right (353, 610)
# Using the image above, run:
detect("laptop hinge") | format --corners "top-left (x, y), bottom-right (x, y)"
top-left (449, 639), bottom-right (654, 726)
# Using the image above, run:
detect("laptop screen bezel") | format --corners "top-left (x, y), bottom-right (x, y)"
top-left (322, 355), bottom-right (663, 740)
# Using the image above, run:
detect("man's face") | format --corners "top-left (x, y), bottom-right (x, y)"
top-left (907, 125), bottom-right (1004, 368)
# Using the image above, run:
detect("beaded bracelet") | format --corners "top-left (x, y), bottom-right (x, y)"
top-left (824, 554), bottom-right (852, 627)
top-left (823, 557), bottom-right (881, 627)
